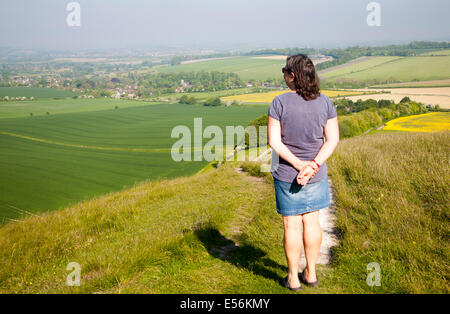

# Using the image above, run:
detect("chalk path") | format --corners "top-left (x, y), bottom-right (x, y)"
top-left (235, 148), bottom-right (339, 266)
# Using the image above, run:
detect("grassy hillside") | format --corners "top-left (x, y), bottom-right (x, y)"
top-left (0, 102), bottom-right (268, 219)
top-left (0, 131), bottom-right (448, 293)
top-left (327, 131), bottom-right (449, 293)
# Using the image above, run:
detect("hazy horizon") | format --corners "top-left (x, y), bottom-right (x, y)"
top-left (1, 0), bottom-right (449, 52)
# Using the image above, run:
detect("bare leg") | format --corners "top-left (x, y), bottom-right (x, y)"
top-left (302, 210), bottom-right (322, 282)
top-left (283, 214), bottom-right (302, 288)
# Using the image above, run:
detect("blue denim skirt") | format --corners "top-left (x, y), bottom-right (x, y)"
top-left (273, 176), bottom-right (331, 216)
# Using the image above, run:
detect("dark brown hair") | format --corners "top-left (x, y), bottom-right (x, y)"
top-left (282, 54), bottom-right (320, 101)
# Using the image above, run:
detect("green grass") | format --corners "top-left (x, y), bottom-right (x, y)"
top-left (326, 131), bottom-right (449, 293)
top-left (0, 131), bottom-right (448, 293)
top-left (0, 102), bottom-right (269, 219)
top-left (322, 55), bottom-right (450, 83)
top-left (0, 102), bottom-right (268, 149)
top-left (0, 162), bottom-right (289, 293)
top-left (0, 134), bottom-right (201, 221)
top-left (0, 87), bottom-right (79, 99)
top-left (156, 56), bottom-right (286, 80)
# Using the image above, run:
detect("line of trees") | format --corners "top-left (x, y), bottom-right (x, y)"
top-left (63, 71), bottom-right (245, 98)
top-left (337, 100), bottom-right (427, 138)
top-left (243, 98), bottom-right (429, 147)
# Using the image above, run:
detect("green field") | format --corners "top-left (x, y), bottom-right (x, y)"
top-left (0, 101), bottom-right (268, 220)
top-left (0, 87), bottom-right (79, 98)
top-left (320, 56), bottom-right (401, 79)
top-left (321, 55), bottom-right (450, 83)
top-left (0, 98), bottom-right (160, 119)
top-left (147, 87), bottom-right (268, 102)
top-left (156, 56), bottom-right (286, 80)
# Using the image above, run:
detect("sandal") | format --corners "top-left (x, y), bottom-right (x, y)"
top-left (281, 276), bottom-right (302, 292)
top-left (299, 271), bottom-right (319, 287)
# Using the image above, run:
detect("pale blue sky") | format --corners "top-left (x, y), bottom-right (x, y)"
top-left (1, 0), bottom-right (449, 50)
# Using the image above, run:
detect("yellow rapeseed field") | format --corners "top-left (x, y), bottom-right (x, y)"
top-left (221, 90), bottom-right (366, 103)
top-left (383, 112), bottom-right (450, 132)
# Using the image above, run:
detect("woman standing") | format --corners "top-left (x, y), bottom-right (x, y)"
top-left (267, 54), bottom-right (340, 291)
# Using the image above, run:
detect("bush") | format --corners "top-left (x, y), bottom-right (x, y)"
top-left (245, 114), bottom-right (268, 148)
top-left (179, 95), bottom-right (197, 105)
top-left (203, 97), bottom-right (221, 107)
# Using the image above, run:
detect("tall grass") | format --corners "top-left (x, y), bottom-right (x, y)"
top-left (327, 131), bottom-right (449, 293)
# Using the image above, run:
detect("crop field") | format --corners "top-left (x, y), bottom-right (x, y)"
top-left (156, 56), bottom-right (286, 80)
top-left (0, 98), bottom-right (158, 119)
top-left (320, 56), bottom-right (402, 79)
top-left (146, 87), bottom-right (263, 103)
top-left (383, 112), bottom-right (450, 132)
top-left (221, 89), bottom-right (368, 104)
top-left (0, 87), bottom-right (79, 98)
top-left (0, 101), bottom-right (268, 220)
top-left (341, 87), bottom-right (450, 109)
top-left (321, 55), bottom-right (450, 83)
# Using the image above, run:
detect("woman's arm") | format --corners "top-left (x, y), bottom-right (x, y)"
top-left (313, 116), bottom-right (340, 166)
top-left (297, 116), bottom-right (340, 184)
top-left (268, 116), bottom-right (309, 171)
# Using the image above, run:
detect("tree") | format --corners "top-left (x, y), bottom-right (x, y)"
top-left (1, 71), bottom-right (10, 82)
top-left (170, 56), bottom-right (182, 66)
top-left (179, 95), bottom-right (197, 105)
top-left (378, 99), bottom-right (392, 108)
top-left (400, 96), bottom-right (411, 103)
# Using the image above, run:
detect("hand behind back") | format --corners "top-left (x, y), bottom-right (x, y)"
top-left (296, 161), bottom-right (319, 186)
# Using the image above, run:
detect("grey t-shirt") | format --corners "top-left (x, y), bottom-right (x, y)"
top-left (268, 91), bottom-right (337, 184)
